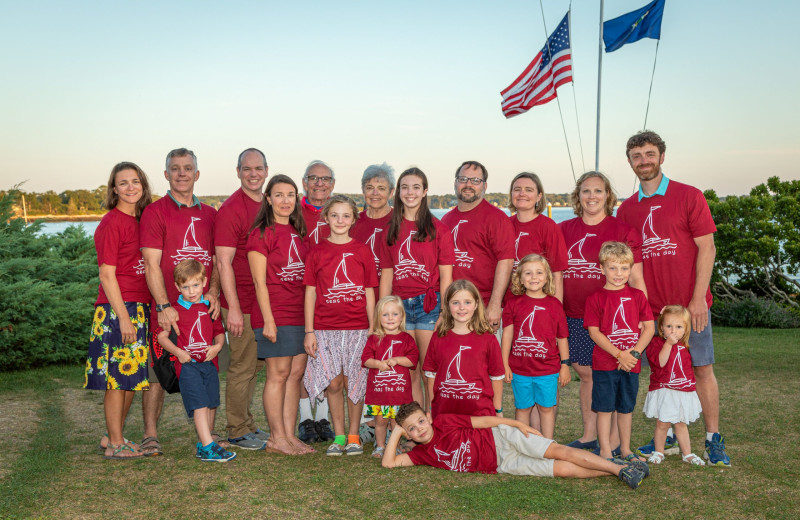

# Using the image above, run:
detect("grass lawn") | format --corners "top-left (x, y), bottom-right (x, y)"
top-left (0, 327), bottom-right (798, 519)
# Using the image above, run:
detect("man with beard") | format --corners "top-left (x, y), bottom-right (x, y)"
top-left (441, 161), bottom-right (515, 332)
top-left (616, 130), bottom-right (730, 467)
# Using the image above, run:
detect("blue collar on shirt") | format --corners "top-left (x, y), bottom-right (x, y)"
top-left (167, 190), bottom-right (202, 208)
top-left (638, 174), bottom-right (670, 201)
top-left (177, 294), bottom-right (210, 309)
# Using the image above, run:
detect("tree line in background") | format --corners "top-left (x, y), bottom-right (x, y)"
top-left (1, 178), bottom-right (797, 371)
top-left (2, 188), bottom-right (575, 217)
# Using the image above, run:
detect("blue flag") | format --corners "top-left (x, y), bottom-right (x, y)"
top-left (603, 0), bottom-right (665, 53)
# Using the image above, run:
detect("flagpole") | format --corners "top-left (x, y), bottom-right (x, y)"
top-left (595, 0), bottom-right (604, 171)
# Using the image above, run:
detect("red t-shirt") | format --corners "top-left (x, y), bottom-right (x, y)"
top-left (139, 195), bottom-right (216, 319)
top-left (303, 239), bottom-right (378, 330)
top-left (171, 300), bottom-right (224, 379)
top-left (246, 223), bottom-right (307, 328)
top-left (214, 188), bottom-right (262, 313)
top-left (351, 210), bottom-right (393, 277)
top-left (423, 330), bottom-right (504, 419)
top-left (407, 414), bottom-right (498, 474)
top-left (501, 294), bottom-right (568, 377)
top-left (583, 286), bottom-right (653, 373)
top-left (378, 218), bottom-right (455, 299)
top-left (441, 200), bottom-right (515, 303)
top-left (94, 208), bottom-right (150, 305)
top-left (301, 197), bottom-right (330, 246)
top-left (558, 216), bottom-right (643, 318)
top-left (645, 336), bottom-right (697, 392)
top-left (361, 332), bottom-right (419, 406)
top-left (616, 179), bottom-right (717, 315)
top-left (509, 214), bottom-right (568, 273)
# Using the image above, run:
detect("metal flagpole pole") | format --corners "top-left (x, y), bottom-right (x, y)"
top-left (595, 0), bottom-right (604, 171)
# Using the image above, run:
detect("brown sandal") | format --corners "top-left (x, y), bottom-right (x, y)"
top-left (139, 436), bottom-right (163, 457)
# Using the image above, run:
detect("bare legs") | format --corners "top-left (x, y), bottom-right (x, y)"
top-left (263, 354), bottom-right (311, 454)
top-left (142, 381), bottom-right (164, 440)
top-left (413, 329), bottom-right (434, 410)
top-left (103, 389), bottom-right (141, 457)
top-left (193, 407), bottom-right (216, 446)
top-left (327, 374), bottom-right (364, 438)
top-left (573, 364), bottom-right (596, 443)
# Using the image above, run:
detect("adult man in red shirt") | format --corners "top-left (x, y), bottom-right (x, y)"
top-left (139, 148), bottom-right (220, 456)
top-left (441, 161), bottom-right (515, 331)
top-left (301, 160), bottom-right (335, 245)
top-left (616, 130), bottom-right (730, 467)
top-left (215, 148), bottom-right (269, 450)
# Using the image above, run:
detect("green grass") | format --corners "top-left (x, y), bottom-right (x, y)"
top-left (0, 327), bottom-right (798, 519)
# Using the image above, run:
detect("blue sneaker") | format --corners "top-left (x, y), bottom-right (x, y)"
top-left (704, 433), bottom-right (731, 467)
top-left (197, 441), bottom-right (237, 462)
top-left (635, 436), bottom-right (679, 457)
top-left (566, 439), bottom-right (599, 451)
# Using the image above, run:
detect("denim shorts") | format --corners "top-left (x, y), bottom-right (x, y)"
top-left (402, 292), bottom-right (441, 331)
top-left (511, 372), bottom-right (558, 409)
top-left (178, 361), bottom-right (220, 418)
top-left (591, 369), bottom-right (639, 414)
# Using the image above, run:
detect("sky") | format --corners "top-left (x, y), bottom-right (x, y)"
top-left (1, 1), bottom-right (798, 198)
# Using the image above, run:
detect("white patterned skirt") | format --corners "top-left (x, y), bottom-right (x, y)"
top-left (304, 329), bottom-right (369, 404)
top-left (642, 388), bottom-right (703, 425)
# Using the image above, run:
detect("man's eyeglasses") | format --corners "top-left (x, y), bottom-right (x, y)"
top-left (305, 175), bottom-right (333, 185)
top-left (456, 176), bottom-right (485, 186)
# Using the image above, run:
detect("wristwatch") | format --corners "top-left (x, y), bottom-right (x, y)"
top-left (560, 358), bottom-right (572, 366)
top-left (630, 350), bottom-right (642, 360)
top-left (155, 302), bottom-right (171, 312)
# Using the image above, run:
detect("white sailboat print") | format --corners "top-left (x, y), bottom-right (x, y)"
top-left (308, 221), bottom-right (328, 245)
top-left (434, 441), bottom-right (471, 472)
top-left (513, 231), bottom-right (529, 270)
top-left (451, 219), bottom-right (474, 264)
top-left (172, 217), bottom-right (211, 264)
top-left (324, 253), bottom-right (364, 299)
top-left (640, 206), bottom-right (676, 254)
top-left (395, 231), bottom-right (428, 279)
top-left (185, 311), bottom-right (208, 356)
top-left (278, 233), bottom-right (305, 280)
top-left (607, 297), bottom-right (638, 350)
top-left (666, 345), bottom-right (692, 389)
top-left (365, 228), bottom-right (383, 264)
top-left (513, 306), bottom-right (547, 354)
top-left (374, 340), bottom-right (405, 385)
top-left (566, 233), bottom-right (601, 274)
top-left (439, 346), bottom-right (481, 395)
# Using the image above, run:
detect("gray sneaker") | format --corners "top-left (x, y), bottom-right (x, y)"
top-left (227, 432), bottom-right (266, 450)
top-left (252, 429), bottom-right (270, 442)
top-left (345, 442), bottom-right (363, 456)
top-left (326, 443), bottom-right (345, 456)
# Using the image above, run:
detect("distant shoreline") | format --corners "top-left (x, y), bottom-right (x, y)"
top-left (24, 214), bottom-right (103, 222)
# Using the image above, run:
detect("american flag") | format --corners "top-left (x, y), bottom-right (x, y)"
top-left (500, 12), bottom-right (573, 119)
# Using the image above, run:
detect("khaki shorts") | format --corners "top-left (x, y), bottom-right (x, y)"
top-left (491, 424), bottom-right (555, 477)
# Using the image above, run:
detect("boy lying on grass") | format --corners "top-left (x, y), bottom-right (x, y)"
top-left (382, 402), bottom-right (648, 489)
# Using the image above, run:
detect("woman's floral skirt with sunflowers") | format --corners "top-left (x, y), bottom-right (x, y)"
top-left (84, 302), bottom-right (151, 391)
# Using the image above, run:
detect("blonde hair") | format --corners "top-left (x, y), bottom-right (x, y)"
top-left (598, 241), bottom-right (634, 267)
top-left (658, 305), bottom-right (692, 347)
top-left (510, 254), bottom-right (555, 296)
top-left (570, 171), bottom-right (618, 217)
top-left (373, 295), bottom-right (406, 338)
top-left (173, 259), bottom-right (206, 285)
top-left (435, 279), bottom-right (492, 337)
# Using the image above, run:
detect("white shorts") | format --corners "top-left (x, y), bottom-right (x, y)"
top-left (491, 424), bottom-right (555, 477)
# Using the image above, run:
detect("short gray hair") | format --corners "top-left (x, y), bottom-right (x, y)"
top-left (361, 162), bottom-right (395, 191)
top-left (165, 148), bottom-right (197, 170)
top-left (304, 160), bottom-right (334, 180)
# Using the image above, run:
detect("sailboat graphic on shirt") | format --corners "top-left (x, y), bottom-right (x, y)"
top-left (666, 345), bottom-right (693, 389)
top-left (606, 297), bottom-right (639, 350)
top-left (185, 311), bottom-right (209, 358)
top-left (394, 231), bottom-right (429, 280)
top-left (172, 217), bottom-right (212, 264)
top-left (434, 441), bottom-right (471, 472)
top-left (133, 259), bottom-right (145, 275)
top-left (513, 306), bottom-right (547, 355)
top-left (640, 206), bottom-right (676, 254)
top-left (451, 220), bottom-right (474, 264)
top-left (365, 228), bottom-right (383, 265)
top-left (566, 233), bottom-right (601, 274)
top-left (439, 346), bottom-right (481, 396)
top-left (323, 253), bottom-right (364, 300)
top-left (278, 234), bottom-right (305, 280)
top-left (308, 221), bottom-right (328, 245)
top-left (512, 231), bottom-right (529, 270)
top-left (374, 340), bottom-right (405, 387)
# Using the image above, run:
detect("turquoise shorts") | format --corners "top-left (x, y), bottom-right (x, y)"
top-left (511, 372), bottom-right (558, 409)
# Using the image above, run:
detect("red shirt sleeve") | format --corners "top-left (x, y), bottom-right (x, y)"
top-left (582, 292), bottom-right (601, 328)
top-left (485, 334), bottom-right (504, 377)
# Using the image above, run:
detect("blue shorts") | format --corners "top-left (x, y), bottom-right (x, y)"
top-left (567, 317), bottom-right (593, 366)
top-left (591, 370), bottom-right (639, 414)
top-left (402, 292), bottom-right (441, 331)
top-left (178, 361), bottom-right (220, 418)
top-left (511, 372), bottom-right (559, 409)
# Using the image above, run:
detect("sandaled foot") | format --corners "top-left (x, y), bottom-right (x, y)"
top-left (372, 446), bottom-right (385, 458)
top-left (288, 436), bottom-right (316, 454)
top-left (265, 438), bottom-right (299, 455)
top-left (210, 432), bottom-right (231, 449)
top-left (139, 436), bottom-right (163, 457)
top-left (104, 443), bottom-right (143, 460)
top-left (647, 451), bottom-right (665, 464)
top-left (682, 453), bottom-right (706, 466)
top-left (99, 434), bottom-right (136, 451)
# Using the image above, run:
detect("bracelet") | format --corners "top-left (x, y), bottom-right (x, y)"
top-left (495, 408), bottom-right (503, 413)
top-left (305, 331), bottom-right (315, 334)
top-left (615, 350), bottom-right (623, 359)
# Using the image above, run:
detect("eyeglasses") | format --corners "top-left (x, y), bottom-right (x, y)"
top-left (456, 176), bottom-right (485, 186)
top-left (305, 175), bottom-right (333, 185)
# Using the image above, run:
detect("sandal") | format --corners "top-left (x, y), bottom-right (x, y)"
top-left (140, 436), bottom-right (163, 457)
top-left (682, 453), bottom-right (706, 466)
top-left (104, 443), bottom-right (143, 460)
top-left (647, 451), bottom-right (665, 464)
top-left (372, 446), bottom-right (385, 458)
top-left (98, 433), bottom-right (135, 451)
top-left (210, 432), bottom-right (231, 449)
